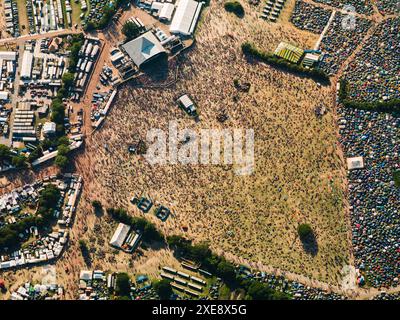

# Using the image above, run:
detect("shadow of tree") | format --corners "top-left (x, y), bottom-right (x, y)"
top-left (300, 232), bottom-right (319, 257)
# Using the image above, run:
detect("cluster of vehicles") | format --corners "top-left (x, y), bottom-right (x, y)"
top-left (4, 0), bottom-right (20, 37)
top-left (0, 106), bottom-right (11, 137)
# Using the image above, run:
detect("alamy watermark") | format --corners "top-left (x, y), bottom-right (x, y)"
top-left (341, 5), bottom-right (357, 31)
top-left (144, 121), bottom-right (255, 176)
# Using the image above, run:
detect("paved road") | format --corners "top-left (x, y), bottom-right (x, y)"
top-left (0, 29), bottom-right (81, 45)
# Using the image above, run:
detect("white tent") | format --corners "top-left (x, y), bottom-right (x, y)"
top-left (0, 51), bottom-right (17, 61)
top-left (109, 223), bottom-right (131, 248)
top-left (169, 0), bottom-right (203, 36)
top-left (159, 3), bottom-right (175, 21)
top-left (347, 156), bottom-right (364, 170)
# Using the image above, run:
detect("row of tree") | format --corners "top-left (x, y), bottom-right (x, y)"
top-left (241, 42), bottom-right (330, 84)
top-left (166, 235), bottom-right (291, 300)
top-left (106, 207), bottom-right (164, 243)
top-left (339, 79), bottom-right (400, 113)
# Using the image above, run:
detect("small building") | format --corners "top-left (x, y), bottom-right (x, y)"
top-left (302, 53), bottom-right (320, 68)
top-left (0, 91), bottom-right (9, 101)
top-left (80, 270), bottom-right (93, 281)
top-left (159, 3), bottom-right (175, 22)
top-left (43, 122), bottom-right (56, 136)
top-left (347, 156), bottom-right (364, 170)
top-left (121, 31), bottom-right (167, 68)
top-left (274, 42), bottom-right (304, 64)
top-left (169, 0), bottom-right (203, 36)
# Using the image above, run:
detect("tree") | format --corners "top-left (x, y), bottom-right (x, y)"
top-left (115, 273), bottom-right (131, 297)
top-left (0, 144), bottom-right (11, 162)
top-left (79, 240), bottom-right (92, 266)
top-left (57, 136), bottom-right (70, 147)
top-left (142, 222), bottom-right (163, 242)
top-left (62, 72), bottom-right (75, 89)
top-left (11, 155), bottom-right (26, 168)
top-left (298, 223), bottom-right (313, 241)
top-left (57, 144), bottom-right (70, 157)
top-left (154, 279), bottom-right (172, 300)
top-left (39, 184), bottom-right (61, 209)
top-left (92, 200), bottom-right (102, 211)
top-left (122, 21), bottom-right (143, 40)
top-left (55, 155), bottom-right (69, 170)
top-left (84, 21), bottom-right (96, 32)
top-left (247, 282), bottom-right (273, 300)
top-left (216, 260), bottom-right (237, 283)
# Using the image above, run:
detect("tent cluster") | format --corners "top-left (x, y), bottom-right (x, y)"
top-left (338, 106), bottom-right (399, 288)
top-left (290, 0), bottom-right (332, 34)
top-left (343, 18), bottom-right (400, 103)
top-left (319, 12), bottom-right (372, 75)
top-left (313, 0), bottom-right (374, 15)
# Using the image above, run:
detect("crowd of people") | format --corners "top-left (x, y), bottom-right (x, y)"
top-left (344, 18), bottom-right (400, 102)
top-left (376, 0), bottom-right (400, 14)
top-left (338, 106), bottom-right (399, 288)
top-left (290, 0), bottom-right (332, 34)
top-left (313, 0), bottom-right (374, 15)
top-left (319, 12), bottom-right (372, 75)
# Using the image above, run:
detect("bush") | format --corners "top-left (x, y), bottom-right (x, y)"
top-left (154, 279), bottom-right (172, 300)
top-left (241, 42), bottom-right (330, 84)
top-left (79, 240), bottom-right (92, 266)
top-left (224, 1), bottom-right (244, 17)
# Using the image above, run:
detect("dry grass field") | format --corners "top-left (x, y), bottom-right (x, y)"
top-left (71, 1), bottom-right (350, 286)
top-left (0, 1), bottom-right (352, 298)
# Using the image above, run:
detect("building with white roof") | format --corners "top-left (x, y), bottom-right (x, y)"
top-left (169, 0), bottom-right (203, 36)
top-left (43, 122), bottom-right (57, 136)
top-left (0, 51), bottom-right (17, 61)
top-left (0, 91), bottom-right (9, 101)
top-left (347, 156), bottom-right (364, 170)
top-left (159, 3), bottom-right (175, 21)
